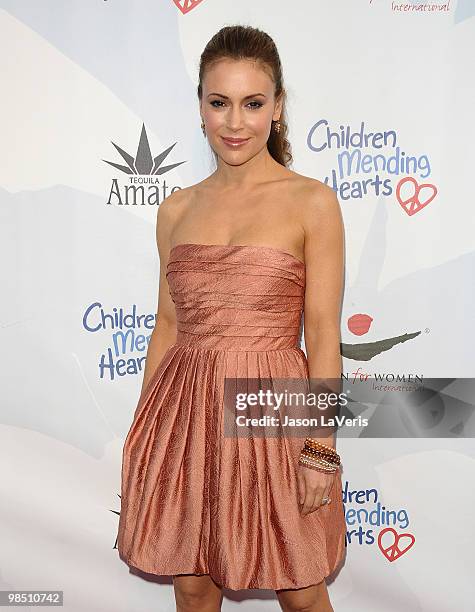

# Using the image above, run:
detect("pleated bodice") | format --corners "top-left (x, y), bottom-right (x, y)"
top-left (166, 243), bottom-right (306, 351)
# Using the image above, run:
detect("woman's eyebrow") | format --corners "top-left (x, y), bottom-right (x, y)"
top-left (207, 92), bottom-right (267, 100)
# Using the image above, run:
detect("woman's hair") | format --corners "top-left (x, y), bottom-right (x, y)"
top-left (197, 25), bottom-right (292, 168)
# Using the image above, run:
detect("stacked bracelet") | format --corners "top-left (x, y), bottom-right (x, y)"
top-left (304, 438), bottom-right (341, 464)
top-left (298, 437), bottom-right (341, 474)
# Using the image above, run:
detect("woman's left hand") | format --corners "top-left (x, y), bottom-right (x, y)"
top-left (297, 464), bottom-right (335, 516)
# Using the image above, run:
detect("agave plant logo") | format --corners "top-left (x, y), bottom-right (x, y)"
top-left (104, 123), bottom-right (186, 206)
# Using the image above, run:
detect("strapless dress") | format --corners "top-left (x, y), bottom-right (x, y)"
top-left (117, 243), bottom-right (346, 591)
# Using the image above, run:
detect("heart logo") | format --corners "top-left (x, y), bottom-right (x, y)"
top-left (396, 176), bottom-right (437, 216)
top-left (172, 0), bottom-right (205, 14)
top-left (378, 527), bottom-right (415, 561)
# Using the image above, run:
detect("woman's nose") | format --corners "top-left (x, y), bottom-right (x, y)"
top-left (226, 107), bottom-right (244, 130)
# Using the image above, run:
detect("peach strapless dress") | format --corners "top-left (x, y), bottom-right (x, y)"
top-left (117, 243), bottom-right (346, 591)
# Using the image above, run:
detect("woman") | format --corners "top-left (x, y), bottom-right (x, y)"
top-left (117, 25), bottom-right (346, 612)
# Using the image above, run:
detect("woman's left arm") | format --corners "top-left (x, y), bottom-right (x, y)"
top-left (294, 183), bottom-right (345, 515)
top-left (302, 183), bottom-right (345, 451)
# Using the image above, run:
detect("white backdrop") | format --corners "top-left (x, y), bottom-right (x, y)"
top-left (1, 1), bottom-right (475, 610)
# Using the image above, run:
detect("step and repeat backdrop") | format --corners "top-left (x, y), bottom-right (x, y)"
top-left (2, 1), bottom-right (474, 611)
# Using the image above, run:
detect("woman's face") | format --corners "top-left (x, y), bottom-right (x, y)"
top-left (200, 58), bottom-right (282, 164)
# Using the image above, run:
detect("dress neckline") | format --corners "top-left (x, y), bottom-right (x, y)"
top-left (169, 242), bottom-right (305, 267)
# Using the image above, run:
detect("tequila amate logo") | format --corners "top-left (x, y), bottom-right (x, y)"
top-left (104, 123), bottom-right (186, 206)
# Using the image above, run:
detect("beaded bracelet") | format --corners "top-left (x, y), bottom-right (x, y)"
top-left (303, 446), bottom-right (341, 465)
top-left (298, 459), bottom-right (333, 473)
top-left (301, 448), bottom-right (337, 463)
top-left (301, 447), bottom-right (340, 466)
top-left (300, 450), bottom-right (339, 467)
top-left (305, 438), bottom-right (338, 455)
top-left (304, 438), bottom-right (340, 463)
top-left (299, 461), bottom-right (338, 475)
top-left (298, 456), bottom-right (339, 473)
top-left (300, 451), bottom-right (339, 470)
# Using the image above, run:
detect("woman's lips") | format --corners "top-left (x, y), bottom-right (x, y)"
top-left (221, 136), bottom-right (250, 147)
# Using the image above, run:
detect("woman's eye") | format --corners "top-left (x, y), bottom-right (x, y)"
top-left (209, 100), bottom-right (263, 109)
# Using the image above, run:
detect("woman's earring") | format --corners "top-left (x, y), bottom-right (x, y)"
top-left (273, 119), bottom-right (281, 133)
top-left (201, 121), bottom-right (206, 137)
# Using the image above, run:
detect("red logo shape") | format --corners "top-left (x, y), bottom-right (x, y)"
top-left (172, 0), bottom-right (205, 14)
top-left (396, 176), bottom-right (437, 216)
top-left (348, 313), bottom-right (373, 336)
top-left (378, 527), bottom-right (415, 562)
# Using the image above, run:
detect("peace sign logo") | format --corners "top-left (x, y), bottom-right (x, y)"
top-left (378, 527), bottom-right (415, 562)
top-left (396, 176), bottom-right (438, 216)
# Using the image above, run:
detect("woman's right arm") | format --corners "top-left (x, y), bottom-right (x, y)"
top-left (137, 194), bottom-right (180, 402)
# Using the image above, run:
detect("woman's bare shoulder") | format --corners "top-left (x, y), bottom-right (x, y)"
top-left (158, 179), bottom-right (212, 213)
top-left (157, 185), bottom-right (194, 226)
top-left (283, 173), bottom-right (342, 244)
top-left (156, 181), bottom-right (213, 241)
top-left (159, 185), bottom-right (191, 212)
top-left (291, 175), bottom-right (340, 216)
top-left (287, 172), bottom-right (333, 199)
top-left (155, 188), bottom-right (190, 247)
